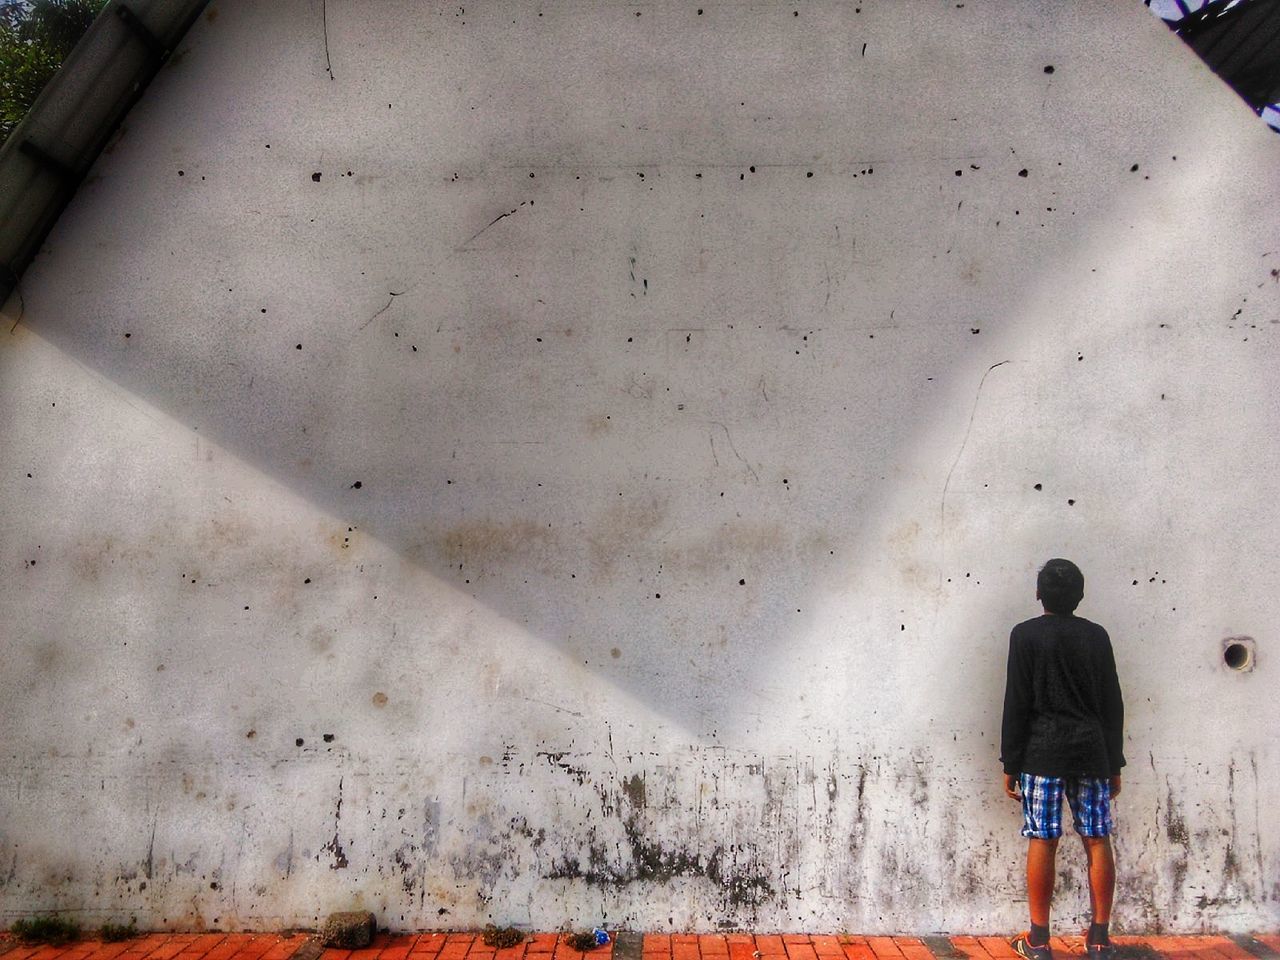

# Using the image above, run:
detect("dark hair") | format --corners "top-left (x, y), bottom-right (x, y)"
top-left (1037, 558), bottom-right (1084, 614)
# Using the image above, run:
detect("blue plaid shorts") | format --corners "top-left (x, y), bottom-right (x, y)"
top-left (1020, 774), bottom-right (1113, 840)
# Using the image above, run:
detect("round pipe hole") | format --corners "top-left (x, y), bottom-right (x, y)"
top-left (1222, 637), bottom-right (1254, 672)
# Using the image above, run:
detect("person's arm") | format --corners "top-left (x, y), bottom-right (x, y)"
top-left (1101, 629), bottom-right (1125, 782)
top-left (1000, 629), bottom-right (1031, 790)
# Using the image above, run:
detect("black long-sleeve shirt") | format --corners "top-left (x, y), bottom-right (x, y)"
top-left (1000, 613), bottom-right (1125, 777)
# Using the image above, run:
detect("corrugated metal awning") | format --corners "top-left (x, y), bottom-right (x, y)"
top-left (0, 1), bottom-right (208, 304)
top-left (1148, 0), bottom-right (1280, 128)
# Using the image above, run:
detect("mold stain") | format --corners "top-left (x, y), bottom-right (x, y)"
top-left (434, 519), bottom-right (558, 573)
top-left (320, 777), bottom-right (350, 870)
top-left (621, 773), bottom-right (646, 809)
top-left (1164, 782), bottom-right (1190, 901)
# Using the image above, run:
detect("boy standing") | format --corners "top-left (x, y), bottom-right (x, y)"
top-left (1000, 559), bottom-right (1125, 960)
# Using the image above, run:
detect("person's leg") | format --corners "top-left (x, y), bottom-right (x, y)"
top-left (1027, 837), bottom-right (1059, 935)
top-left (1016, 774), bottom-right (1064, 954)
top-left (1065, 778), bottom-right (1116, 949)
top-left (1082, 836), bottom-right (1115, 934)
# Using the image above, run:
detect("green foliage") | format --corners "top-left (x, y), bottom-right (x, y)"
top-left (0, 0), bottom-right (109, 144)
top-left (9, 914), bottom-right (82, 944)
top-left (100, 920), bottom-right (139, 942)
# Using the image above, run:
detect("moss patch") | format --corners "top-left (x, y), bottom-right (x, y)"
top-left (482, 926), bottom-right (525, 949)
top-left (100, 921), bottom-right (139, 943)
top-left (10, 916), bottom-right (81, 945)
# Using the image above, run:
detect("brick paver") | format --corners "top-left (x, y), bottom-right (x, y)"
top-left (785, 943), bottom-right (819, 960)
top-left (976, 938), bottom-right (1018, 960)
top-left (1046, 937), bottom-right (1082, 957)
top-left (840, 940), bottom-right (875, 960)
top-left (4, 932), bottom-right (1280, 960)
top-left (865, 939), bottom-right (903, 960)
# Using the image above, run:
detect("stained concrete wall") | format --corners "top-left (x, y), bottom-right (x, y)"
top-left (1, 0), bottom-right (1277, 935)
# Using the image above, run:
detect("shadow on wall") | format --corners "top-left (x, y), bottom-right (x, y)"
top-left (5, 0), bottom-right (1275, 747)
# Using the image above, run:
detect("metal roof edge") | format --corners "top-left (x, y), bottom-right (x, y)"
top-left (0, 0), bottom-right (211, 305)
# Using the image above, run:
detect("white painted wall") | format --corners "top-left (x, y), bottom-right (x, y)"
top-left (1, 0), bottom-right (1277, 935)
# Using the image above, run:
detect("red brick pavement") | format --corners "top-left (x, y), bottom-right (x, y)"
top-left (2, 932), bottom-right (1278, 960)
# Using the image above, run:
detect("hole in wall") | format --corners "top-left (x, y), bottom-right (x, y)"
top-left (1223, 637), bottom-right (1254, 672)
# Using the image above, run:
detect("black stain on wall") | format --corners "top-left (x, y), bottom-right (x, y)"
top-left (320, 776), bottom-right (350, 869)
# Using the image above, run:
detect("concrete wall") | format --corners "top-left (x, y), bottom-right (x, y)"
top-left (1, 0), bottom-right (1277, 935)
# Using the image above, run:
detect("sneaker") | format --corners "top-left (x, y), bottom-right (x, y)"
top-left (1011, 933), bottom-right (1053, 960)
top-left (1084, 944), bottom-right (1115, 960)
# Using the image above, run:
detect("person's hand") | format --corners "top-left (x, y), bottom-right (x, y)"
top-left (1110, 774), bottom-right (1122, 798)
top-left (1004, 773), bottom-right (1020, 800)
